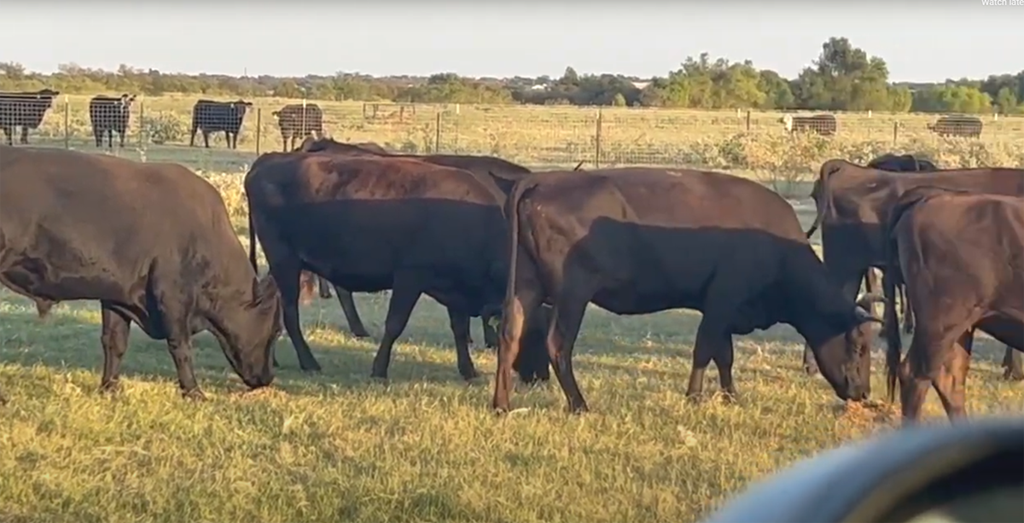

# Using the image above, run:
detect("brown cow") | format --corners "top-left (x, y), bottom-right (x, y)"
top-left (272, 103), bottom-right (324, 152)
top-left (882, 187), bottom-right (1024, 423)
top-left (804, 160), bottom-right (1024, 381)
top-left (492, 167), bottom-right (883, 414)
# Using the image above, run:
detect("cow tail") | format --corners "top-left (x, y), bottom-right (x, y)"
top-left (805, 160), bottom-right (839, 238)
top-left (881, 192), bottom-right (925, 404)
top-left (247, 196), bottom-right (259, 273)
top-left (504, 177), bottom-right (541, 314)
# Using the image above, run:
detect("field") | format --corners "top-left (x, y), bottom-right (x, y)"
top-left (22, 94), bottom-right (1024, 193)
top-left (1, 169), bottom-right (1022, 523)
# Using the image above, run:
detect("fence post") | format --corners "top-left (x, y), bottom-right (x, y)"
top-left (301, 98), bottom-right (307, 143)
top-left (256, 108), bottom-right (262, 156)
top-left (435, 111), bottom-right (442, 153)
top-left (892, 121), bottom-right (899, 146)
top-left (594, 109), bottom-right (603, 169)
top-left (63, 97), bottom-right (70, 149)
top-left (745, 110), bottom-right (752, 132)
top-left (138, 99), bottom-right (145, 151)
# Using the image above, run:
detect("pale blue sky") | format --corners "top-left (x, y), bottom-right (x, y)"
top-left (3, 2), bottom-right (1019, 82)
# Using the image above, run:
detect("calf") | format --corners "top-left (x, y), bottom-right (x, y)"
top-left (89, 94), bottom-right (136, 148)
top-left (780, 113), bottom-right (837, 136)
top-left (189, 99), bottom-right (253, 149)
top-left (245, 153), bottom-right (549, 380)
top-left (0, 89), bottom-right (60, 145)
top-left (882, 187), bottom-right (1024, 423)
top-left (493, 167), bottom-right (883, 414)
top-left (0, 145), bottom-right (283, 400)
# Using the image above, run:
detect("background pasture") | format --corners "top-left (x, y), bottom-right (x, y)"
top-left (1, 97), bottom-right (1023, 523)
top-left (24, 94), bottom-right (1024, 194)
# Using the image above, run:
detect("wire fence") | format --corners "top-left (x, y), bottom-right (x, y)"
top-left (6, 93), bottom-right (1024, 176)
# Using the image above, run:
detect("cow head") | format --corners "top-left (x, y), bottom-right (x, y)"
top-left (119, 93), bottom-right (137, 108)
top-left (779, 114), bottom-right (794, 132)
top-left (225, 273), bottom-right (283, 389)
top-left (811, 294), bottom-right (886, 402)
top-left (232, 99), bottom-right (253, 116)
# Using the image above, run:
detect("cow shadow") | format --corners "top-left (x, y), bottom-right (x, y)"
top-left (0, 291), bottom-right (475, 399)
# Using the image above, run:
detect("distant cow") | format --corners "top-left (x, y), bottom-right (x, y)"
top-left (883, 187), bottom-right (1024, 423)
top-left (780, 113), bottom-right (837, 136)
top-left (0, 145), bottom-right (283, 400)
top-left (927, 115), bottom-right (983, 139)
top-left (89, 94), bottom-right (136, 148)
top-left (0, 88), bottom-right (60, 145)
top-left (244, 153), bottom-right (550, 380)
top-left (189, 99), bottom-right (253, 149)
top-left (492, 167), bottom-right (883, 414)
top-left (273, 103), bottom-right (324, 152)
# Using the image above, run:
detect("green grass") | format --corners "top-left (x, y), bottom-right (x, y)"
top-left (1, 197), bottom-right (1021, 523)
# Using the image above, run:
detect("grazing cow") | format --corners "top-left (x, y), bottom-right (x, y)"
top-left (492, 167), bottom-right (883, 414)
top-left (89, 94), bottom-right (136, 148)
top-left (273, 103), bottom-right (324, 152)
top-left (780, 113), bottom-right (838, 136)
top-left (189, 99), bottom-right (253, 149)
top-left (290, 137), bottom-right (542, 348)
top-left (927, 115), bottom-right (983, 139)
top-left (882, 187), bottom-right (1024, 423)
top-left (0, 146), bottom-right (283, 399)
top-left (0, 88), bottom-right (60, 145)
top-left (244, 153), bottom-right (550, 379)
top-left (803, 160), bottom-right (1024, 380)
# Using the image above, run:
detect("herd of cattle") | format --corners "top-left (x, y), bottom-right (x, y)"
top-left (0, 89), bottom-right (993, 150)
top-left (0, 124), bottom-right (1021, 424)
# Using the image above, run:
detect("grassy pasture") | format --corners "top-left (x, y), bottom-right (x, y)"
top-left (1, 173), bottom-right (1022, 523)
top-left (22, 95), bottom-right (1024, 187)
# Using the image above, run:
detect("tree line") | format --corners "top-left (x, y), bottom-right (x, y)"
top-left (1, 37), bottom-right (1022, 115)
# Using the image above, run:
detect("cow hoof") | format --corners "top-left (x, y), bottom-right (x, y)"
top-left (685, 392), bottom-right (709, 405)
top-left (351, 330), bottom-right (372, 339)
top-left (1003, 370), bottom-right (1024, 382)
top-left (98, 381), bottom-right (121, 395)
top-left (298, 361), bottom-right (323, 373)
top-left (370, 371), bottom-right (389, 381)
top-left (460, 369), bottom-right (481, 381)
top-left (182, 389), bottom-right (207, 401)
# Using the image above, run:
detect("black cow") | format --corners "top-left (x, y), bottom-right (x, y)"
top-left (804, 160), bottom-right (1024, 380)
top-left (244, 153), bottom-right (550, 380)
top-left (492, 167), bottom-right (883, 414)
top-left (189, 99), bottom-right (253, 149)
top-left (927, 115), bottom-right (983, 139)
top-left (273, 103), bottom-right (324, 152)
top-left (0, 88), bottom-right (60, 145)
top-left (89, 94), bottom-right (136, 148)
top-left (290, 137), bottom-right (543, 348)
top-left (0, 145), bottom-right (283, 400)
top-left (780, 113), bottom-right (838, 136)
top-left (882, 187), bottom-right (1024, 423)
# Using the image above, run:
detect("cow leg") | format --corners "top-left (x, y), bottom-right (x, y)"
top-left (492, 285), bottom-right (543, 413)
top-left (19, 127), bottom-right (29, 145)
top-left (370, 279), bottom-right (423, 379)
top-left (446, 308), bottom-right (479, 380)
top-left (203, 131), bottom-right (211, 148)
top-left (334, 286), bottom-right (371, 338)
top-left (271, 260), bottom-right (323, 372)
top-left (98, 302), bottom-right (131, 393)
top-left (686, 317), bottom-right (735, 401)
top-left (2, 126), bottom-right (12, 146)
top-left (1002, 346), bottom-right (1023, 381)
top-left (931, 331), bottom-right (973, 422)
top-left (119, 130), bottom-right (126, 149)
top-left (317, 275), bottom-right (333, 299)
top-left (94, 127), bottom-right (103, 147)
top-left (546, 290), bottom-right (592, 414)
